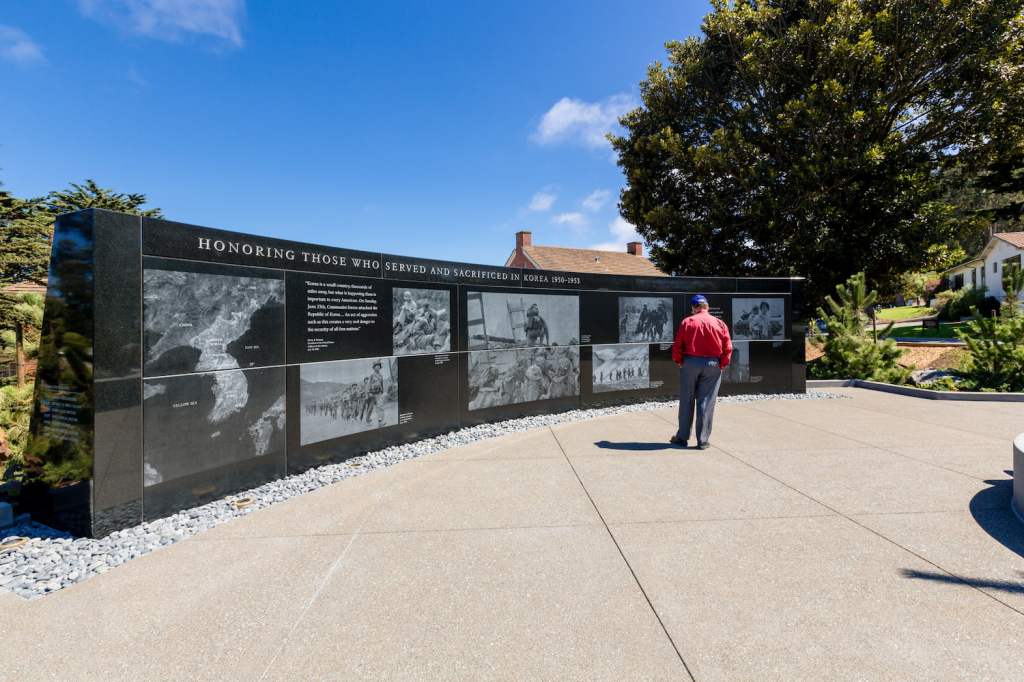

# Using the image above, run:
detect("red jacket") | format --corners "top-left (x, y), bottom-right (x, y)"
top-left (671, 310), bottom-right (733, 368)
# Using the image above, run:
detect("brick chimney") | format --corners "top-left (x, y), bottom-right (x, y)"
top-left (516, 230), bottom-right (532, 250)
top-left (626, 241), bottom-right (643, 257)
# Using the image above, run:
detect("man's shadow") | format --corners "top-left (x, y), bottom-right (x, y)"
top-left (594, 440), bottom-right (677, 452)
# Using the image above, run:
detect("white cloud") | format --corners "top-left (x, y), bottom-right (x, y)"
top-left (590, 216), bottom-right (642, 251)
top-left (581, 189), bottom-right (611, 212)
top-left (552, 212), bottom-right (588, 234)
top-left (528, 191), bottom-right (557, 212)
top-left (532, 94), bottom-right (635, 148)
top-left (78, 0), bottom-right (246, 47)
top-left (609, 216), bottom-right (640, 241)
top-left (0, 25), bottom-right (44, 64)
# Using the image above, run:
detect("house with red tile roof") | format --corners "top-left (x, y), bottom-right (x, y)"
top-left (943, 231), bottom-right (1024, 300)
top-left (504, 231), bottom-right (668, 277)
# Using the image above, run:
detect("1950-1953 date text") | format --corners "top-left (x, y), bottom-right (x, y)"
top-left (524, 273), bottom-right (582, 286)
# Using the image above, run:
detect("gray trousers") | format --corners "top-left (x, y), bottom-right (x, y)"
top-left (677, 356), bottom-right (722, 445)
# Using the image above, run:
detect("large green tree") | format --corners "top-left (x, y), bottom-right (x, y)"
top-left (0, 179), bottom-right (163, 289)
top-left (42, 179), bottom-right (163, 219)
top-left (0, 187), bottom-right (50, 286)
top-left (612, 0), bottom-right (1024, 306)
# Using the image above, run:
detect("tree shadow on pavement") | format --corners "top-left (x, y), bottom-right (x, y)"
top-left (901, 471), bottom-right (1024, 594)
top-left (594, 440), bottom-right (678, 452)
top-left (899, 568), bottom-right (1024, 594)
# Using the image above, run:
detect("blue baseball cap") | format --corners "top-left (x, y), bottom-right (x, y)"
top-left (690, 294), bottom-right (708, 307)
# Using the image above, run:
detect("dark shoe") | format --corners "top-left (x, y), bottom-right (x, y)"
top-left (697, 442), bottom-right (710, 450)
top-left (669, 436), bottom-right (688, 448)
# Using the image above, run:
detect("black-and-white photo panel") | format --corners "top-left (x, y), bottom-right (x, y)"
top-left (618, 296), bottom-right (673, 343)
top-left (392, 287), bottom-right (451, 355)
top-left (466, 291), bottom-right (579, 349)
top-left (592, 343), bottom-right (650, 393)
top-left (722, 341), bottom-right (758, 384)
top-left (731, 297), bottom-right (785, 340)
top-left (143, 259), bottom-right (285, 376)
top-left (299, 357), bottom-right (399, 445)
top-left (467, 346), bottom-right (580, 410)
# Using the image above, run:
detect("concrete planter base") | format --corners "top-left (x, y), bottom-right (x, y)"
top-left (1013, 435), bottom-right (1024, 525)
top-left (807, 378), bottom-right (1024, 402)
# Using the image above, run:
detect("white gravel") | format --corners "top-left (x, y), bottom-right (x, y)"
top-left (0, 391), bottom-right (844, 599)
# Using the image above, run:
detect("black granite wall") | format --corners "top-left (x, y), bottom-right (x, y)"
top-left (26, 209), bottom-right (806, 535)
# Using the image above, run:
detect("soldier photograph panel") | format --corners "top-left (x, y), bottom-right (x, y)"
top-left (466, 291), bottom-right (579, 350)
top-left (722, 340), bottom-right (756, 384)
top-left (618, 296), bottom-right (673, 343)
top-left (731, 297), bottom-right (785, 340)
top-left (392, 287), bottom-right (451, 355)
top-left (299, 357), bottom-right (399, 445)
top-left (467, 345), bottom-right (580, 410)
top-left (592, 343), bottom-right (650, 393)
top-left (143, 263), bottom-right (285, 376)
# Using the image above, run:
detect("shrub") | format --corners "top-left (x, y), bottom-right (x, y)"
top-left (936, 286), bottom-right (989, 321)
top-left (0, 383), bottom-right (34, 479)
top-left (810, 272), bottom-right (911, 384)
top-left (978, 296), bottom-right (1002, 319)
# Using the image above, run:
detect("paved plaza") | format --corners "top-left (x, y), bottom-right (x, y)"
top-left (3, 388), bottom-right (1023, 680)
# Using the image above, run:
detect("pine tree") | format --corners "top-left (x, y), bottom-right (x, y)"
top-left (955, 264), bottom-right (1024, 391)
top-left (0, 188), bottom-right (50, 286)
top-left (43, 179), bottom-right (163, 218)
top-left (1, 178), bottom-right (163, 289)
top-left (1001, 263), bottom-right (1024, 318)
top-left (811, 272), bottom-right (910, 383)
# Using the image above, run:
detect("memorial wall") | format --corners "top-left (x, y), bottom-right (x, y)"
top-left (25, 209), bottom-right (806, 536)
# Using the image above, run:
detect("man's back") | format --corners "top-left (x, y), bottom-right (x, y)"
top-left (671, 310), bottom-right (732, 366)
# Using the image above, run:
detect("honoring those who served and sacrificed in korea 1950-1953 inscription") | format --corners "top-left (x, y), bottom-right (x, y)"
top-left (22, 210), bottom-right (806, 536)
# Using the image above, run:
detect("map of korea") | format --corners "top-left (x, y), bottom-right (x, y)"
top-left (144, 269), bottom-right (284, 373)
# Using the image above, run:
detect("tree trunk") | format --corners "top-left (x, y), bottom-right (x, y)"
top-left (15, 322), bottom-right (25, 388)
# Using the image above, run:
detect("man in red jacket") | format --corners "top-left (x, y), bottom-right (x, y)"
top-left (670, 294), bottom-right (732, 449)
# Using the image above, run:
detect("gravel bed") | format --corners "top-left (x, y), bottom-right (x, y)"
top-left (0, 391), bottom-right (844, 599)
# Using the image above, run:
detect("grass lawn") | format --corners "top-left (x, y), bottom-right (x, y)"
top-left (877, 305), bottom-right (932, 321)
top-left (888, 322), bottom-right (963, 339)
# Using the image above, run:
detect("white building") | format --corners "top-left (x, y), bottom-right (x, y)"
top-left (943, 232), bottom-right (1024, 301)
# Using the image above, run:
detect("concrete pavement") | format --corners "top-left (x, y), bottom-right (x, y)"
top-left (2, 388), bottom-right (1023, 680)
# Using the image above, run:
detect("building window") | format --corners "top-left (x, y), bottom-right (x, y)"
top-left (982, 264), bottom-right (986, 286)
top-left (953, 273), bottom-right (964, 290)
top-left (972, 268), bottom-right (977, 288)
top-left (994, 261), bottom-right (999, 273)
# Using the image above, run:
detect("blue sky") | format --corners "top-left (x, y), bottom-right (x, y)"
top-left (2, 1), bottom-right (706, 265)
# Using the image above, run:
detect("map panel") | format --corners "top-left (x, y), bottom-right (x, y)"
top-left (143, 366), bottom-right (286, 487)
top-left (143, 260), bottom-right (284, 376)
